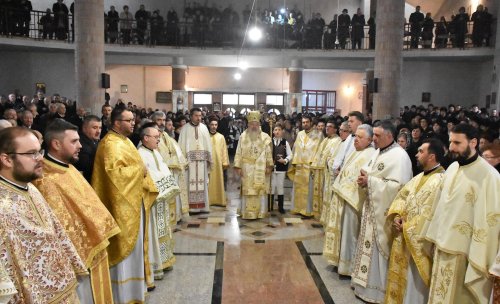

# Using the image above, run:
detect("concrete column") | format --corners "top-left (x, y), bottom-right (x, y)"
top-left (172, 58), bottom-right (188, 113)
top-left (172, 65), bottom-right (187, 91)
top-left (287, 65), bottom-right (303, 114)
top-left (490, 4), bottom-right (500, 113)
top-left (372, 0), bottom-right (404, 120)
top-left (75, 0), bottom-right (105, 116)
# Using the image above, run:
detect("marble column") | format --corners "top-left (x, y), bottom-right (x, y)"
top-left (287, 67), bottom-right (303, 114)
top-left (172, 58), bottom-right (188, 113)
top-left (75, 0), bottom-right (105, 116)
top-left (372, 0), bottom-right (404, 120)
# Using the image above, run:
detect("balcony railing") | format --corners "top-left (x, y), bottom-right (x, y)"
top-left (0, 9), bottom-right (495, 50)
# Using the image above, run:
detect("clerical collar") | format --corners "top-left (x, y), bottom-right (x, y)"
top-left (351, 133), bottom-right (356, 137)
top-left (110, 128), bottom-right (126, 138)
top-left (0, 174), bottom-right (28, 191)
top-left (457, 152), bottom-right (479, 167)
top-left (423, 164), bottom-right (441, 175)
top-left (209, 131), bottom-right (217, 135)
top-left (140, 145), bottom-right (154, 152)
top-left (304, 128), bottom-right (312, 134)
top-left (380, 141), bottom-right (396, 153)
top-left (46, 153), bottom-right (69, 168)
top-left (190, 122), bottom-right (199, 127)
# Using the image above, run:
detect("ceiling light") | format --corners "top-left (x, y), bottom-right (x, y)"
top-left (234, 72), bottom-right (242, 80)
top-left (248, 27), bottom-right (262, 42)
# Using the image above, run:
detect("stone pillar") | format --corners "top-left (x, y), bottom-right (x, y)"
top-left (75, 0), bottom-right (105, 116)
top-left (372, 0), bottom-right (404, 120)
top-left (490, 4), bottom-right (500, 113)
top-left (363, 68), bottom-right (374, 115)
top-left (172, 58), bottom-right (188, 113)
top-left (287, 65), bottom-right (303, 114)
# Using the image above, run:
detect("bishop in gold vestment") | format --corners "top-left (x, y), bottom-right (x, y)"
top-left (92, 129), bottom-right (158, 304)
top-left (288, 116), bottom-right (323, 217)
top-left (385, 163), bottom-right (444, 304)
top-left (0, 177), bottom-right (87, 304)
top-left (208, 118), bottom-right (229, 206)
top-left (234, 111), bottom-right (273, 219)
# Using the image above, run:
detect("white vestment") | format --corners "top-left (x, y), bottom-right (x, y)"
top-left (178, 123), bottom-right (212, 212)
top-left (352, 142), bottom-right (413, 303)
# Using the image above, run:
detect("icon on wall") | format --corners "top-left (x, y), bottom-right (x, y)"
top-left (36, 83), bottom-right (46, 93)
top-left (120, 85), bottom-right (128, 93)
top-left (421, 92), bottom-right (431, 103)
top-left (213, 102), bottom-right (221, 112)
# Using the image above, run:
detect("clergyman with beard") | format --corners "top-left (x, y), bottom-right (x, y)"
top-left (422, 123), bottom-right (500, 303)
top-left (234, 111), bottom-right (274, 219)
top-left (0, 127), bottom-right (87, 303)
top-left (33, 119), bottom-right (120, 304)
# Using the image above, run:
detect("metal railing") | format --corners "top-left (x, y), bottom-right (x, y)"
top-left (0, 8), bottom-right (496, 50)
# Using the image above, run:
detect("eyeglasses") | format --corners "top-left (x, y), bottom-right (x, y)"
top-left (7, 149), bottom-right (44, 160)
top-left (145, 135), bottom-right (160, 140)
top-left (118, 118), bottom-right (135, 123)
top-left (340, 129), bottom-right (349, 133)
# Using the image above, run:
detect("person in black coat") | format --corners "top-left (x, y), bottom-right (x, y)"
top-left (52, 0), bottom-right (69, 40)
top-left (453, 7), bottom-right (469, 48)
top-left (74, 115), bottom-right (101, 182)
top-left (338, 9), bottom-right (350, 49)
top-left (351, 8), bottom-right (365, 49)
top-left (409, 6), bottom-right (424, 48)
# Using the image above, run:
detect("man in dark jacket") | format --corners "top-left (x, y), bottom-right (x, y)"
top-left (74, 115), bottom-right (101, 182)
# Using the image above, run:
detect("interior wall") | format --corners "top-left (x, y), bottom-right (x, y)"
top-left (0, 50), bottom-right (76, 99)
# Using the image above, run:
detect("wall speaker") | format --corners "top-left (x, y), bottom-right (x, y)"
top-left (101, 73), bottom-right (110, 89)
top-left (368, 78), bottom-right (378, 93)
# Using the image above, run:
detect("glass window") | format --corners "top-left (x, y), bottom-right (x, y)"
top-left (266, 95), bottom-right (284, 105)
top-left (222, 94), bottom-right (238, 105)
top-left (239, 94), bottom-right (255, 105)
top-left (240, 108), bottom-right (252, 115)
top-left (268, 108), bottom-right (281, 115)
top-left (193, 93), bottom-right (212, 105)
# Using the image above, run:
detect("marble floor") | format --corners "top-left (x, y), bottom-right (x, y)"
top-left (147, 167), bottom-right (365, 304)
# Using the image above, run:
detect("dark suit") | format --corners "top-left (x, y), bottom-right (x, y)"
top-left (74, 133), bottom-right (98, 182)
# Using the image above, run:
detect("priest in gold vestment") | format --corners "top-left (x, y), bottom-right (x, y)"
top-left (310, 119), bottom-right (341, 220)
top-left (423, 124), bottom-right (500, 304)
top-left (288, 114), bottom-right (323, 217)
top-left (0, 127), bottom-right (87, 304)
top-left (92, 108), bottom-right (158, 304)
top-left (33, 119), bottom-right (120, 304)
top-left (208, 116), bottom-right (229, 206)
top-left (323, 124), bottom-right (375, 276)
top-left (234, 111), bottom-right (273, 219)
top-left (138, 123), bottom-right (179, 281)
top-left (352, 121), bottom-right (413, 303)
top-left (385, 138), bottom-right (446, 304)
top-left (322, 121), bottom-right (351, 224)
top-left (152, 111), bottom-right (189, 225)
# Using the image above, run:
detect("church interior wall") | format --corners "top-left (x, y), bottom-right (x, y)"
top-left (0, 49), bottom-right (493, 113)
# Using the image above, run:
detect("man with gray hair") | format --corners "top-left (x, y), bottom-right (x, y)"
top-left (151, 111), bottom-right (190, 223)
top-left (323, 124), bottom-right (376, 277)
top-left (351, 120), bottom-right (413, 303)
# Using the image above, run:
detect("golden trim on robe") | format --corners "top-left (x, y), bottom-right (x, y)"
top-left (0, 180), bottom-right (87, 304)
top-left (92, 131), bottom-right (158, 266)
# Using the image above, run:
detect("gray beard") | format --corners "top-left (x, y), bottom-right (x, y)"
top-left (248, 129), bottom-right (260, 141)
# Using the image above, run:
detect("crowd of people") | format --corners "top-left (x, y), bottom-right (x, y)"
top-left (0, 1), bottom-right (495, 49)
top-left (0, 87), bottom-right (499, 303)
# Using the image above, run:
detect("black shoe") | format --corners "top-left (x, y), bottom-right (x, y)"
top-left (277, 195), bottom-right (284, 214)
top-left (147, 286), bottom-right (156, 292)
